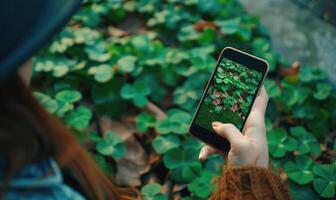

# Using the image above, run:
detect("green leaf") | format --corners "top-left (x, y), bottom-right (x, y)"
top-left (91, 79), bottom-right (127, 118)
top-left (313, 178), bottom-right (335, 199)
top-left (156, 109), bottom-right (192, 135)
top-left (280, 82), bottom-right (299, 106)
top-left (141, 183), bottom-right (167, 200)
top-left (288, 180), bottom-right (321, 200)
top-left (55, 90), bottom-right (82, 103)
top-left (53, 65), bottom-right (69, 77)
top-left (133, 95), bottom-right (149, 107)
top-left (93, 154), bottom-right (112, 176)
top-left (215, 18), bottom-right (241, 34)
top-left (141, 183), bottom-right (161, 197)
top-left (285, 155), bottom-right (314, 185)
top-left (188, 170), bottom-right (213, 198)
top-left (197, 28), bottom-right (216, 44)
top-left (33, 56), bottom-right (76, 77)
top-left (96, 132), bottom-right (126, 159)
top-left (89, 64), bottom-right (114, 83)
top-left (85, 41), bottom-right (111, 62)
top-left (120, 80), bottom-right (151, 108)
top-left (313, 83), bottom-right (332, 100)
top-left (268, 128), bottom-right (297, 158)
top-left (117, 55), bottom-right (137, 73)
top-left (312, 163), bottom-right (336, 198)
top-left (64, 106), bottom-right (92, 130)
top-left (290, 126), bottom-right (321, 156)
top-left (299, 67), bottom-right (326, 83)
top-left (163, 148), bottom-right (184, 169)
top-left (55, 100), bottom-right (74, 117)
top-left (120, 84), bottom-right (135, 99)
top-left (152, 135), bottom-right (180, 154)
top-left (163, 147), bottom-right (202, 182)
top-left (136, 113), bottom-right (157, 132)
top-left (205, 154), bottom-right (225, 175)
top-left (34, 92), bottom-right (58, 113)
top-left (265, 79), bottom-right (281, 98)
top-left (252, 38), bottom-right (278, 71)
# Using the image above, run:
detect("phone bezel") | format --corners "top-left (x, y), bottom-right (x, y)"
top-left (189, 47), bottom-right (269, 152)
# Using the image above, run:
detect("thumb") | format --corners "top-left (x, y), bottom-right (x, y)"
top-left (212, 122), bottom-right (244, 147)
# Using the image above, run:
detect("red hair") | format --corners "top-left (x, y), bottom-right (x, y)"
top-left (0, 73), bottom-right (139, 199)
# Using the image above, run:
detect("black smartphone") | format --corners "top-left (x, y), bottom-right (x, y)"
top-left (189, 47), bottom-right (269, 152)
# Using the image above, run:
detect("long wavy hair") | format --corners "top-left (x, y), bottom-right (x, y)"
top-left (0, 73), bottom-right (139, 200)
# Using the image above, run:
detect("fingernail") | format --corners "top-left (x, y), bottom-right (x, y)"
top-left (212, 121), bottom-right (221, 128)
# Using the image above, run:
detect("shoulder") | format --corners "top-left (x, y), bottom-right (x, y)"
top-left (0, 158), bottom-right (86, 200)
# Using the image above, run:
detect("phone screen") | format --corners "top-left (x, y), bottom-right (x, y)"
top-left (194, 57), bottom-right (263, 132)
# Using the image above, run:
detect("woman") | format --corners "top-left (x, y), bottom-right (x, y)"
top-left (0, 0), bottom-right (290, 199)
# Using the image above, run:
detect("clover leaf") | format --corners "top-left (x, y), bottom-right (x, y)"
top-left (293, 104), bottom-right (317, 120)
top-left (141, 183), bottom-right (167, 200)
top-left (299, 67), bottom-right (326, 83)
top-left (156, 109), bottom-right (192, 135)
top-left (136, 112), bottom-right (157, 132)
top-left (188, 170), bottom-right (214, 198)
top-left (55, 100), bottom-right (74, 117)
top-left (152, 135), bottom-right (180, 154)
top-left (313, 83), bottom-right (332, 100)
top-left (64, 106), bottom-right (92, 131)
top-left (34, 92), bottom-right (58, 114)
top-left (166, 49), bottom-right (189, 65)
top-left (205, 154), bottom-right (225, 175)
top-left (279, 82), bottom-right (299, 106)
top-left (85, 41), bottom-right (111, 62)
top-left (190, 54), bottom-right (216, 71)
top-left (49, 28), bottom-right (75, 53)
top-left (120, 80), bottom-right (151, 108)
top-left (215, 18), bottom-right (241, 34)
top-left (268, 128), bottom-right (298, 158)
top-left (285, 155), bottom-right (315, 185)
top-left (173, 73), bottom-right (208, 111)
top-left (33, 56), bottom-right (77, 77)
top-left (265, 79), bottom-right (281, 98)
top-left (290, 126), bottom-right (321, 156)
top-left (252, 38), bottom-right (278, 71)
top-left (173, 86), bottom-right (199, 110)
top-left (117, 55), bottom-right (137, 73)
top-left (89, 64), bottom-right (114, 83)
top-left (96, 131), bottom-right (126, 159)
top-left (94, 154), bottom-right (112, 176)
top-left (91, 79), bottom-right (127, 118)
top-left (55, 90), bottom-right (82, 104)
top-left (313, 162), bottom-right (336, 198)
top-left (163, 147), bottom-right (202, 182)
top-left (197, 28), bottom-right (216, 44)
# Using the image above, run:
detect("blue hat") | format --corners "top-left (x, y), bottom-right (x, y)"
top-left (0, 0), bottom-right (82, 80)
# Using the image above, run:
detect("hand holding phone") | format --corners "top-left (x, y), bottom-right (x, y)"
top-left (199, 86), bottom-right (269, 168)
top-left (189, 47), bottom-right (269, 167)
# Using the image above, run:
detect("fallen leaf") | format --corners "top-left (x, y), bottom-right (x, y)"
top-left (107, 26), bottom-right (130, 37)
top-left (280, 61), bottom-right (300, 76)
top-left (213, 98), bottom-right (221, 106)
top-left (193, 20), bottom-right (217, 32)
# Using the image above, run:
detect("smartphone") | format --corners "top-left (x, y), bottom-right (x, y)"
top-left (189, 47), bottom-right (269, 152)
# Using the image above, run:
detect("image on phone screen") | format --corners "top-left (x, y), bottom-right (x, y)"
top-left (194, 57), bottom-right (263, 132)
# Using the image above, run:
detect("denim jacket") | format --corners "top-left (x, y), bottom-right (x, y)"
top-left (0, 157), bottom-right (87, 200)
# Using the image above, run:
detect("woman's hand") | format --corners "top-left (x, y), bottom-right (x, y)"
top-left (198, 86), bottom-right (269, 168)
